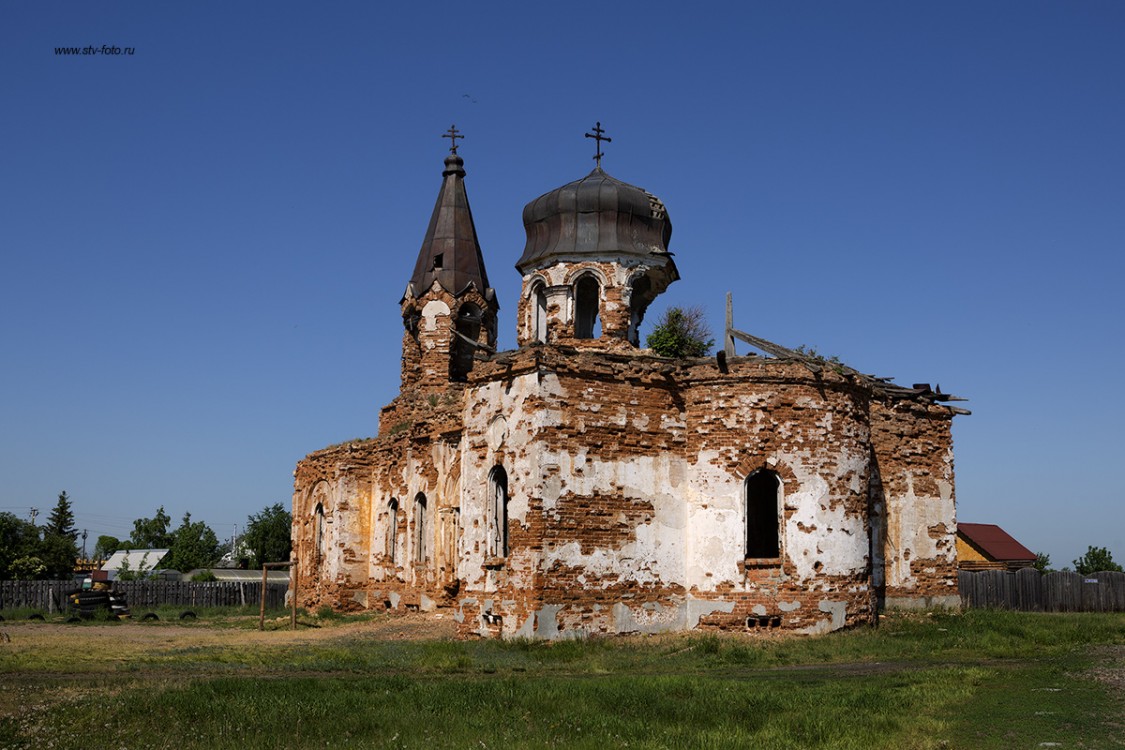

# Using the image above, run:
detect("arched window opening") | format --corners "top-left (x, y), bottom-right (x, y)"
top-left (413, 492), bottom-right (429, 564)
top-left (745, 470), bottom-right (781, 559)
top-left (574, 276), bottom-right (600, 339)
top-left (386, 498), bottom-right (399, 564)
top-left (451, 303), bottom-right (482, 381)
top-left (532, 283), bottom-right (548, 343)
top-left (627, 274), bottom-right (653, 346)
top-left (314, 502), bottom-right (326, 565)
top-left (487, 466), bottom-right (509, 558)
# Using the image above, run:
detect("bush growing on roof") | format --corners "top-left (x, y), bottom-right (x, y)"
top-left (646, 306), bottom-right (714, 358)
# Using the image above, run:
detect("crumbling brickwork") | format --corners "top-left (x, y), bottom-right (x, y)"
top-left (293, 347), bottom-right (958, 637)
top-left (869, 398), bottom-right (959, 608)
top-left (516, 259), bottom-right (675, 351)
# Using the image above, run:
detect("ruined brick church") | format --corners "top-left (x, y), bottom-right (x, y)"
top-left (292, 128), bottom-right (964, 638)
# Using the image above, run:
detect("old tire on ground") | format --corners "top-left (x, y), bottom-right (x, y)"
top-left (179, 611), bottom-right (196, 621)
top-left (66, 616), bottom-right (82, 623)
top-left (142, 612), bottom-right (159, 622)
top-left (27, 614), bottom-right (45, 621)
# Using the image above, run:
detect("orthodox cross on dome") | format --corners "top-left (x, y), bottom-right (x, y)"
top-left (585, 121), bottom-right (611, 167)
top-left (443, 124), bottom-right (464, 155)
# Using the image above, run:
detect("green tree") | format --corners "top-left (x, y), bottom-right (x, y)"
top-left (41, 491), bottom-right (79, 577)
top-left (243, 504), bottom-right (292, 569)
top-left (1032, 552), bottom-right (1052, 573)
top-left (128, 507), bottom-right (173, 549)
top-left (1072, 546), bottom-right (1123, 575)
top-left (39, 533), bottom-right (79, 578)
top-left (10, 555), bottom-right (46, 579)
top-left (646, 306), bottom-right (714, 358)
top-left (0, 512), bottom-right (42, 579)
top-left (165, 513), bottom-right (221, 572)
top-left (45, 491), bottom-right (78, 541)
top-left (94, 535), bottom-right (121, 559)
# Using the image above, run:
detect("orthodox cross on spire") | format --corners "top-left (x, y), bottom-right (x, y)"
top-left (585, 121), bottom-right (611, 167)
top-left (443, 124), bottom-right (464, 154)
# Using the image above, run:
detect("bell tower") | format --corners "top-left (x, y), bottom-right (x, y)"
top-left (400, 127), bottom-right (498, 390)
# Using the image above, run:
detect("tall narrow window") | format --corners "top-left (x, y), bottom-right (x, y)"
top-left (574, 275), bottom-right (600, 339)
top-left (745, 470), bottom-right (781, 559)
top-left (533, 283), bottom-right (548, 343)
top-left (487, 466), bottom-right (509, 558)
top-left (413, 492), bottom-right (428, 564)
top-left (386, 498), bottom-right (399, 564)
top-left (314, 502), bottom-right (326, 564)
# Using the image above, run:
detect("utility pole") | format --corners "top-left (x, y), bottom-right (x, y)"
top-left (29, 507), bottom-right (38, 525)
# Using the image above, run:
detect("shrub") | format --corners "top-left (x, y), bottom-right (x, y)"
top-left (646, 306), bottom-right (714, 358)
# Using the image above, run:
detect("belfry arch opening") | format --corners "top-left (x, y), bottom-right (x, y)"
top-left (627, 274), bottom-right (654, 346)
top-left (451, 303), bottom-right (483, 381)
top-left (531, 282), bottom-right (548, 343)
top-left (574, 275), bottom-right (600, 339)
top-left (745, 470), bottom-right (781, 559)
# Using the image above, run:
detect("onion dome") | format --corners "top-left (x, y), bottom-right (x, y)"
top-left (403, 153), bottom-right (496, 304)
top-left (515, 166), bottom-right (677, 276)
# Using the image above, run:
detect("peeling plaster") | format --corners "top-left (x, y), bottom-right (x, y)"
top-left (293, 345), bottom-right (958, 639)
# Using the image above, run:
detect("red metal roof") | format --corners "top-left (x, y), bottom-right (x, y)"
top-left (958, 523), bottom-right (1036, 562)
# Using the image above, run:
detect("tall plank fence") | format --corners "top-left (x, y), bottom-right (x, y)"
top-left (959, 569), bottom-right (1125, 612)
top-left (0, 580), bottom-right (290, 614)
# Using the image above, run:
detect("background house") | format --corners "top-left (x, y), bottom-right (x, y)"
top-left (957, 523), bottom-right (1035, 571)
top-left (99, 549), bottom-right (172, 581)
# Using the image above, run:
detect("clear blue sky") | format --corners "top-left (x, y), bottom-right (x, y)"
top-left (2, 2), bottom-right (1122, 569)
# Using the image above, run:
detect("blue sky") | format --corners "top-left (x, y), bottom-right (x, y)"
top-left (1, 2), bottom-right (1122, 569)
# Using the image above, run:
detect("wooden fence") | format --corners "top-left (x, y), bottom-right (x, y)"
top-left (959, 568), bottom-right (1125, 612)
top-left (0, 579), bottom-right (290, 614)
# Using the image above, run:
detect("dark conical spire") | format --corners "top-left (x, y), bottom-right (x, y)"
top-left (404, 152), bottom-right (495, 304)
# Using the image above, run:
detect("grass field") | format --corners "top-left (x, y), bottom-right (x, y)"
top-left (0, 608), bottom-right (1121, 749)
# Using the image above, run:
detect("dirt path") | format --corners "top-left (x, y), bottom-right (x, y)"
top-left (0, 610), bottom-right (457, 652)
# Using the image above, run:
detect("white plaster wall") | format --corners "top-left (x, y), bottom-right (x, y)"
top-left (536, 452), bottom-right (689, 588)
top-left (685, 447), bottom-right (870, 592)
top-left (684, 455), bottom-right (745, 588)
top-left (459, 372), bottom-right (544, 593)
top-left (884, 472), bottom-right (956, 589)
top-left (456, 371), bottom-right (875, 602)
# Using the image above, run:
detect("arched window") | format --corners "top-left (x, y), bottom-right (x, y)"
top-left (413, 492), bottom-right (428, 564)
top-left (745, 470), bottom-right (781, 559)
top-left (386, 498), bottom-right (399, 564)
top-left (487, 466), bottom-right (509, 558)
top-left (451, 303), bottom-right (482, 381)
top-left (574, 275), bottom-right (600, 339)
top-left (532, 283), bottom-right (548, 343)
top-left (314, 502), bottom-right (326, 564)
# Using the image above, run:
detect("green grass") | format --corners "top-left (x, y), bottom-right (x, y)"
top-left (0, 610), bottom-right (1121, 749)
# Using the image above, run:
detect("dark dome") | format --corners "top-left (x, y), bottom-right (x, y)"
top-left (515, 167), bottom-right (674, 273)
